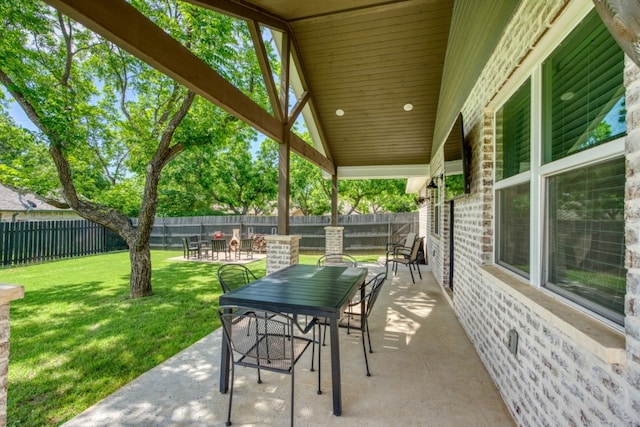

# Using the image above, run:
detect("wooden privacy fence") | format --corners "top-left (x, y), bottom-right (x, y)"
top-left (0, 220), bottom-right (128, 267)
top-left (145, 212), bottom-right (418, 252)
top-left (0, 213), bottom-right (418, 267)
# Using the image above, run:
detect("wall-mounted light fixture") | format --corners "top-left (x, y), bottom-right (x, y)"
top-left (427, 174), bottom-right (443, 189)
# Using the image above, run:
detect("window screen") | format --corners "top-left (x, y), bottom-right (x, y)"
top-left (546, 157), bottom-right (625, 323)
top-left (496, 78), bottom-right (531, 181)
top-left (497, 182), bottom-right (530, 276)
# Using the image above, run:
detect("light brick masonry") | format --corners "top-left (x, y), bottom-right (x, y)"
top-left (0, 285), bottom-right (24, 427)
top-left (426, 0), bottom-right (640, 425)
top-left (265, 235), bottom-right (301, 275)
top-left (324, 226), bottom-right (344, 255)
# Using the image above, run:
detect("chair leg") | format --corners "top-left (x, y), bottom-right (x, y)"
top-left (310, 322), bottom-right (316, 372)
top-left (226, 364), bottom-right (235, 426)
top-left (317, 322), bottom-right (322, 395)
top-left (415, 262), bottom-right (422, 280)
top-left (290, 369), bottom-right (295, 427)
top-left (322, 320), bottom-right (328, 346)
top-left (361, 324), bottom-right (371, 377)
top-left (365, 318), bottom-right (373, 353)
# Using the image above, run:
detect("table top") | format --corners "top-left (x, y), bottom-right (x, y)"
top-left (219, 264), bottom-right (368, 319)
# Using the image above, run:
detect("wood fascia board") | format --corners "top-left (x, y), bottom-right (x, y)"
top-left (43, 0), bottom-right (282, 141)
top-left (248, 20), bottom-right (283, 122)
top-left (185, 0), bottom-right (289, 32)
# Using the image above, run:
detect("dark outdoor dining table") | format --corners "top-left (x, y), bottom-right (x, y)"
top-left (218, 263), bottom-right (368, 416)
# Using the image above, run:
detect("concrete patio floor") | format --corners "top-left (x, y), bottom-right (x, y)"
top-left (62, 262), bottom-right (515, 427)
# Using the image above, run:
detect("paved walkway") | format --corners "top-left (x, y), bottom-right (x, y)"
top-left (62, 263), bottom-right (515, 427)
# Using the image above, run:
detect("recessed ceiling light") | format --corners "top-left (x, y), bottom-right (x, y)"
top-left (336, 109), bottom-right (345, 116)
top-left (403, 103), bottom-right (413, 111)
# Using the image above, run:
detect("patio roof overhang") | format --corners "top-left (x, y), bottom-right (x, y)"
top-left (42, 0), bottom-right (521, 186)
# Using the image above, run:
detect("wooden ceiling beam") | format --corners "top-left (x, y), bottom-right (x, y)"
top-left (184, 0), bottom-right (289, 32)
top-left (247, 20), bottom-right (283, 123)
top-left (42, 0), bottom-right (335, 174)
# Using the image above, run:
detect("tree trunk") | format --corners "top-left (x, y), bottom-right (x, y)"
top-left (129, 244), bottom-right (153, 298)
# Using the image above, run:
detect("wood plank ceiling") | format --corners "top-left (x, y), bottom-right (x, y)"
top-left (43, 0), bottom-right (521, 182)
top-left (238, 0), bottom-right (455, 179)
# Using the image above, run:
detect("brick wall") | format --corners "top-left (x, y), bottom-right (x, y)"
top-left (431, 0), bottom-right (640, 425)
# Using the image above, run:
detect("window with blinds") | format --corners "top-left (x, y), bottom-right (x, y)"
top-left (497, 183), bottom-right (530, 276)
top-left (496, 78), bottom-right (531, 181)
top-left (546, 157), bottom-right (625, 324)
top-left (493, 8), bottom-right (627, 326)
top-left (542, 11), bottom-right (626, 164)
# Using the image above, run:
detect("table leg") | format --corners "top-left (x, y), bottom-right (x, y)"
top-left (219, 324), bottom-right (230, 393)
top-left (329, 317), bottom-right (342, 416)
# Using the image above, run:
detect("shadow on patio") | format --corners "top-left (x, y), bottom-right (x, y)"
top-left (62, 262), bottom-right (514, 427)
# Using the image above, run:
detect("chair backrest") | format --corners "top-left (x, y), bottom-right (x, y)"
top-left (218, 306), bottom-right (294, 367)
top-left (239, 238), bottom-right (253, 250)
top-left (317, 253), bottom-right (357, 267)
top-left (363, 273), bottom-right (387, 318)
top-left (183, 237), bottom-right (197, 249)
top-left (211, 239), bottom-right (227, 251)
top-left (217, 264), bottom-right (257, 293)
top-left (403, 232), bottom-right (417, 248)
top-left (407, 236), bottom-right (422, 261)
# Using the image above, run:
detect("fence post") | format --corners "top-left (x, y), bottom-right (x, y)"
top-left (163, 221), bottom-right (167, 250)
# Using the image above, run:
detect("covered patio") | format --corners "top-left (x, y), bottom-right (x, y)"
top-left (61, 263), bottom-right (514, 426)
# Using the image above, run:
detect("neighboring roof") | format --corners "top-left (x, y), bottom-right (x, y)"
top-left (0, 184), bottom-right (68, 212)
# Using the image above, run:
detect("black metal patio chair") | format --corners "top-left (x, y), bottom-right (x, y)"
top-left (218, 306), bottom-right (317, 427)
top-left (339, 272), bottom-right (387, 376)
top-left (217, 264), bottom-right (257, 293)
top-left (317, 253), bottom-right (358, 267)
top-left (316, 253), bottom-right (358, 347)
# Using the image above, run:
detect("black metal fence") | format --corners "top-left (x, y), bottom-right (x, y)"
top-left (145, 212), bottom-right (418, 253)
top-left (0, 220), bottom-right (128, 267)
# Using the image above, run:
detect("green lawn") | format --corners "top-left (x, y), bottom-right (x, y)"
top-left (1, 250), bottom-right (381, 426)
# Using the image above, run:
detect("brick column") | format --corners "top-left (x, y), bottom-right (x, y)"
top-left (265, 235), bottom-right (302, 275)
top-left (324, 226), bottom-right (344, 254)
top-left (0, 285), bottom-right (25, 427)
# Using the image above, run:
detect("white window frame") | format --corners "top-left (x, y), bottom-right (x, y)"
top-left (490, 0), bottom-right (626, 330)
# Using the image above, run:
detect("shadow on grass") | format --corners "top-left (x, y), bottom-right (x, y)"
top-left (6, 254), bottom-right (266, 427)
